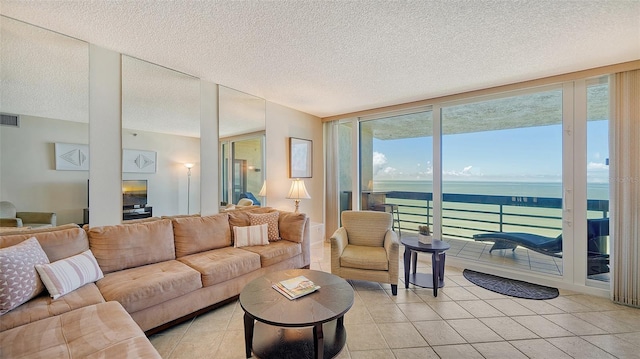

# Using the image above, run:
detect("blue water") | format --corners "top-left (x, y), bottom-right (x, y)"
top-left (372, 180), bottom-right (609, 200)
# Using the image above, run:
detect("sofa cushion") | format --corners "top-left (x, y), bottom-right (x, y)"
top-left (0, 301), bottom-right (161, 358)
top-left (278, 211), bottom-right (307, 243)
top-left (178, 246), bottom-right (261, 287)
top-left (172, 213), bottom-right (231, 257)
top-left (227, 207), bottom-right (275, 242)
top-left (88, 219), bottom-right (175, 273)
top-left (36, 249), bottom-right (104, 299)
top-left (0, 283), bottom-right (105, 332)
top-left (248, 211), bottom-right (280, 241)
top-left (96, 260), bottom-right (202, 313)
top-left (0, 237), bottom-right (50, 315)
top-left (340, 245), bottom-right (389, 271)
top-left (0, 224), bottom-right (89, 262)
top-left (240, 240), bottom-right (302, 267)
top-left (234, 224), bottom-right (269, 247)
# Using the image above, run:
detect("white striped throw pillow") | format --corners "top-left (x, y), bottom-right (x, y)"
top-left (234, 224), bottom-right (270, 247)
top-left (35, 249), bottom-right (104, 300)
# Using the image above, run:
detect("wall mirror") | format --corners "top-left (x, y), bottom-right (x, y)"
top-left (0, 16), bottom-right (89, 226)
top-left (121, 55), bottom-right (201, 218)
top-left (218, 86), bottom-right (266, 207)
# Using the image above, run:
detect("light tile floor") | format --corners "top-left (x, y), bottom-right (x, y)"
top-left (150, 242), bottom-right (639, 358)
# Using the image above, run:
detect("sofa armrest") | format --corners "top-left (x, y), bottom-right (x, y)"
top-left (330, 227), bottom-right (348, 273)
top-left (0, 218), bottom-right (22, 227)
top-left (16, 212), bottom-right (56, 226)
top-left (299, 217), bottom-right (311, 267)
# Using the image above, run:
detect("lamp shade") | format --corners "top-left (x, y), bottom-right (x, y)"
top-left (286, 179), bottom-right (311, 200)
top-left (258, 182), bottom-right (267, 197)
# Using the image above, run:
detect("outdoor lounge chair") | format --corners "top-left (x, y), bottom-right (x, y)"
top-left (473, 218), bottom-right (610, 275)
top-left (473, 232), bottom-right (563, 257)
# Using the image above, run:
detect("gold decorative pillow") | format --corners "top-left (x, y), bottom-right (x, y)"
top-left (248, 211), bottom-right (280, 241)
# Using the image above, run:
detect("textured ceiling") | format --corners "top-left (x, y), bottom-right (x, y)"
top-left (0, 16), bottom-right (88, 123)
top-left (1, 1), bottom-right (639, 119)
top-left (122, 55), bottom-right (200, 137)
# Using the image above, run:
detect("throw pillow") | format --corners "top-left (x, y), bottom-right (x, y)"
top-left (248, 211), bottom-right (280, 241)
top-left (0, 237), bottom-right (50, 315)
top-left (233, 224), bottom-right (269, 247)
top-left (35, 249), bottom-right (104, 300)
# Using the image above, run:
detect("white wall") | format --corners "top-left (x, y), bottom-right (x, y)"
top-left (265, 102), bottom-right (324, 224)
top-left (89, 44), bottom-right (121, 226)
top-left (0, 116), bottom-right (88, 225)
top-left (3, 44), bottom-right (321, 227)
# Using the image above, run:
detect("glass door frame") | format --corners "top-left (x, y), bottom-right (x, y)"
top-left (327, 79), bottom-right (610, 293)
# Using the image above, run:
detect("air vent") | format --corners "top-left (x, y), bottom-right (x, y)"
top-left (1, 113), bottom-right (20, 127)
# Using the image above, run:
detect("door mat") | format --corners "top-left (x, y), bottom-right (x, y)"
top-left (463, 269), bottom-right (559, 300)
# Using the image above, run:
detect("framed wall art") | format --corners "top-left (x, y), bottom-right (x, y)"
top-left (123, 149), bottom-right (157, 173)
top-left (289, 137), bottom-right (312, 178)
top-left (55, 142), bottom-right (89, 171)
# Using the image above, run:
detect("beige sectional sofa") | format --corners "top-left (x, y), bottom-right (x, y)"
top-left (0, 207), bottom-right (310, 358)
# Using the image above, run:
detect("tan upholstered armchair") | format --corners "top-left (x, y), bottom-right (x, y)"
top-left (330, 210), bottom-right (400, 295)
top-left (0, 201), bottom-right (56, 228)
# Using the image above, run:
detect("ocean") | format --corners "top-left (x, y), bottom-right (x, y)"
top-left (372, 180), bottom-right (609, 200)
top-left (364, 180), bottom-right (609, 239)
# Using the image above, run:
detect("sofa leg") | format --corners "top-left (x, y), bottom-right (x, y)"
top-left (391, 284), bottom-right (397, 296)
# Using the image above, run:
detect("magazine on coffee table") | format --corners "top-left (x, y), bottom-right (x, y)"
top-left (272, 275), bottom-right (320, 300)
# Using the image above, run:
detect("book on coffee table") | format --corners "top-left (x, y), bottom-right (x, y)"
top-left (272, 275), bottom-right (320, 300)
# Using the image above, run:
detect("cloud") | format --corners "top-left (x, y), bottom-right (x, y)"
top-left (587, 161), bottom-right (608, 170)
top-left (443, 165), bottom-right (476, 177)
top-left (372, 151), bottom-right (387, 174)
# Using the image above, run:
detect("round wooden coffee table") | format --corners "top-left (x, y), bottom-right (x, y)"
top-left (240, 269), bottom-right (354, 359)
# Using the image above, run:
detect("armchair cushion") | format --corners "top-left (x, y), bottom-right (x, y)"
top-left (340, 245), bottom-right (389, 271)
top-left (342, 210), bottom-right (393, 247)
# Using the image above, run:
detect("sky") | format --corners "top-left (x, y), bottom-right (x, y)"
top-left (371, 120), bottom-right (609, 183)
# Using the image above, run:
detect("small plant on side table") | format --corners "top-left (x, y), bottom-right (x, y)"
top-left (418, 225), bottom-right (432, 244)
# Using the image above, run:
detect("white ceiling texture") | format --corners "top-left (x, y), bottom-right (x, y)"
top-left (1, 0), bottom-right (639, 119)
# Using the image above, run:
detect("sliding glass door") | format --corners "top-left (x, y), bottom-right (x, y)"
top-left (326, 76), bottom-right (611, 289)
top-left (586, 76), bottom-right (610, 283)
top-left (441, 87), bottom-right (564, 276)
top-left (358, 109), bottom-right (433, 233)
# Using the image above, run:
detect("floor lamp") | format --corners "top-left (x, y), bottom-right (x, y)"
top-left (184, 163), bottom-right (194, 214)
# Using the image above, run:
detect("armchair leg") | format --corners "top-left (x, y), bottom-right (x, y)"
top-left (391, 284), bottom-right (397, 296)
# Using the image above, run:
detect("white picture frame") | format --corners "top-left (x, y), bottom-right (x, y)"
top-left (55, 142), bottom-right (89, 171)
top-left (289, 137), bottom-right (312, 178)
top-left (123, 149), bottom-right (156, 173)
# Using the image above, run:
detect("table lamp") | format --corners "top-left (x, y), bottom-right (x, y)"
top-left (286, 179), bottom-right (310, 213)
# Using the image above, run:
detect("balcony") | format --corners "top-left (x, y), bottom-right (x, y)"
top-left (345, 190), bottom-right (610, 280)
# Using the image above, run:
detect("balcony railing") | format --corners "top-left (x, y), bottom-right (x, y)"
top-left (352, 191), bottom-right (609, 240)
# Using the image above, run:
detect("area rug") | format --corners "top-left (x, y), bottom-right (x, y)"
top-left (463, 269), bottom-right (559, 300)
